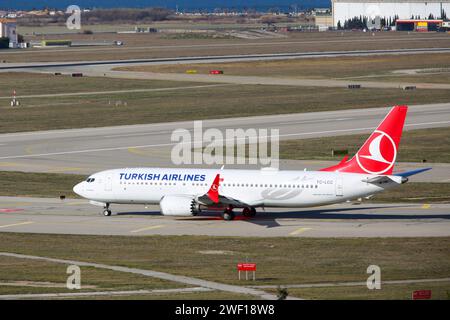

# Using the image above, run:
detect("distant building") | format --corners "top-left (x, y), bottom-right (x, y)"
top-left (315, 14), bottom-right (334, 28)
top-left (0, 19), bottom-right (18, 47)
top-left (332, 0), bottom-right (450, 27)
top-left (396, 18), bottom-right (443, 31)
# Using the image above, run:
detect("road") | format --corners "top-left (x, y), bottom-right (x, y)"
top-left (0, 196), bottom-right (448, 238)
top-left (0, 103), bottom-right (449, 181)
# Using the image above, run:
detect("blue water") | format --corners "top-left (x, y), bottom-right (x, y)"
top-left (3, 1), bottom-right (330, 11)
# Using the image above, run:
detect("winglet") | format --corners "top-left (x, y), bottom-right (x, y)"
top-left (394, 167), bottom-right (432, 177)
top-left (207, 174), bottom-right (220, 203)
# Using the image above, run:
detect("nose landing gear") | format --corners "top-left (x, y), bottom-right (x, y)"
top-left (103, 203), bottom-right (112, 216)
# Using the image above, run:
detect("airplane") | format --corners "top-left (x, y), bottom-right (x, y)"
top-left (73, 105), bottom-right (431, 220)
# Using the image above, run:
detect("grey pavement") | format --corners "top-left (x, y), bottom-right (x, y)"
top-left (0, 196), bottom-right (449, 238)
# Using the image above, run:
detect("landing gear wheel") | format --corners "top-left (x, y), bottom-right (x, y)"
top-left (222, 209), bottom-right (235, 221)
top-left (242, 207), bottom-right (256, 217)
top-left (103, 203), bottom-right (112, 216)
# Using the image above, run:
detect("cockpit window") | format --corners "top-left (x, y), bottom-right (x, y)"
top-left (86, 178), bottom-right (96, 183)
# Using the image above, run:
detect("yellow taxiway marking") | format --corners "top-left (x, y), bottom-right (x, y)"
top-left (289, 227), bottom-right (312, 235)
top-left (0, 162), bottom-right (24, 167)
top-left (130, 225), bottom-right (164, 233)
top-left (422, 204), bottom-right (431, 209)
top-left (24, 146), bottom-right (34, 155)
top-left (0, 221), bottom-right (34, 229)
top-left (64, 202), bottom-right (85, 206)
top-left (128, 147), bottom-right (152, 157)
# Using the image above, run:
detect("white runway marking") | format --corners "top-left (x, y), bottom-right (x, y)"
top-left (0, 84), bottom-right (230, 99)
top-left (130, 225), bottom-right (165, 233)
top-left (0, 221), bottom-right (34, 229)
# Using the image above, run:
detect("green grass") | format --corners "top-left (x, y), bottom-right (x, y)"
top-left (267, 282), bottom-right (450, 300)
top-left (370, 183), bottom-right (450, 203)
top-left (0, 171), bottom-right (85, 198)
top-left (279, 127), bottom-right (450, 163)
top-left (0, 233), bottom-right (449, 289)
top-left (0, 255), bottom-right (184, 295)
top-left (1, 73), bottom-right (450, 133)
top-left (123, 53), bottom-right (450, 81)
top-left (0, 72), bottom-right (199, 97)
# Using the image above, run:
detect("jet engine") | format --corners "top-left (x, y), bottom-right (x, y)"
top-left (159, 195), bottom-right (201, 216)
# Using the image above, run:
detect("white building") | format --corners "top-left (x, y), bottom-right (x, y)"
top-left (332, 0), bottom-right (450, 27)
top-left (0, 19), bottom-right (18, 47)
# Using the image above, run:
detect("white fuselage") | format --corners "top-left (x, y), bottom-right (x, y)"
top-left (73, 167), bottom-right (398, 208)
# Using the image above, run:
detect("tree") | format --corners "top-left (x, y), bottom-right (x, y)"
top-left (337, 20), bottom-right (342, 29)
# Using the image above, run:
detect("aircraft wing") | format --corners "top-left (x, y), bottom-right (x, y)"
top-left (196, 173), bottom-right (253, 207)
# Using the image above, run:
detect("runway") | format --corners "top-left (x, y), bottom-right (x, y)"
top-left (0, 196), bottom-right (448, 238)
top-left (0, 103), bottom-right (449, 181)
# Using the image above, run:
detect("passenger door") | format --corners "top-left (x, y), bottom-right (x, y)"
top-left (105, 173), bottom-right (113, 192)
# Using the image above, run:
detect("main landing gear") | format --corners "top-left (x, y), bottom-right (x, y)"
top-left (103, 203), bottom-right (112, 216)
top-left (222, 206), bottom-right (257, 221)
top-left (222, 206), bottom-right (235, 221)
top-left (242, 207), bottom-right (256, 218)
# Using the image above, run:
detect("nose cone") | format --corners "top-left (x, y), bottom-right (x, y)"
top-left (73, 182), bottom-right (85, 197)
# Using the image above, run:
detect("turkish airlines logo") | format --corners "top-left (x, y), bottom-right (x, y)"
top-left (356, 130), bottom-right (397, 174)
top-left (211, 183), bottom-right (219, 191)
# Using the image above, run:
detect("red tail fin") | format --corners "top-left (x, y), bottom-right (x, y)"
top-left (320, 105), bottom-right (408, 175)
top-left (207, 174), bottom-right (220, 203)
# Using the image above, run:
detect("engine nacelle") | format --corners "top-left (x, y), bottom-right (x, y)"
top-left (159, 195), bottom-right (200, 216)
